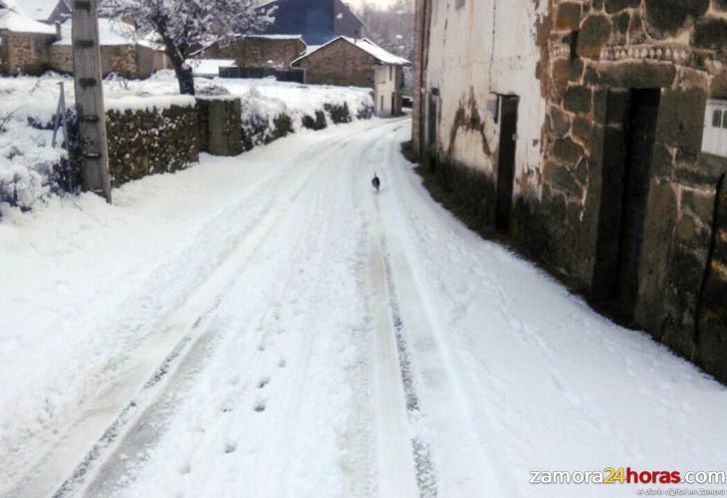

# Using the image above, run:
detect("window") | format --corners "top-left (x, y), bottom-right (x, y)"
top-left (380, 95), bottom-right (384, 110)
top-left (702, 99), bottom-right (727, 157)
top-left (456, 0), bottom-right (465, 9)
top-left (389, 65), bottom-right (392, 81)
top-left (569, 31), bottom-right (580, 60)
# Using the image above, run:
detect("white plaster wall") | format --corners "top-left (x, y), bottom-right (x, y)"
top-left (702, 98), bottom-right (727, 158)
top-left (425, 0), bottom-right (549, 196)
top-left (375, 64), bottom-right (397, 117)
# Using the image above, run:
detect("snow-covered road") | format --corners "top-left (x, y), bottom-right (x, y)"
top-left (2, 118), bottom-right (727, 498)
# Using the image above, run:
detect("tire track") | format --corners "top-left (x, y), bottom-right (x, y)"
top-left (7, 123), bottom-right (384, 498)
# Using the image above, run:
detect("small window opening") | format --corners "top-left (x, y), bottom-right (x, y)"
top-left (713, 110), bottom-right (723, 128)
top-left (569, 31), bottom-right (580, 60)
top-left (723, 112), bottom-right (727, 129)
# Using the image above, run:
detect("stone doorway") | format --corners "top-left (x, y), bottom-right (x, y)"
top-left (495, 95), bottom-right (519, 232)
top-left (592, 88), bottom-right (661, 322)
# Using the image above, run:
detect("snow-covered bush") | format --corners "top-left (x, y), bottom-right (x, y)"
top-left (0, 73), bottom-right (374, 214)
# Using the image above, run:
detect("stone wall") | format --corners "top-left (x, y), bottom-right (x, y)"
top-left (105, 98), bottom-right (199, 187)
top-left (294, 38), bottom-right (376, 87)
top-left (105, 95), bottom-right (373, 187)
top-left (48, 44), bottom-right (168, 78)
top-left (199, 36), bottom-right (306, 69)
top-left (0, 32), bottom-right (55, 75)
top-left (196, 97), bottom-right (243, 156)
top-left (48, 44), bottom-right (73, 73)
top-left (104, 45), bottom-right (137, 78)
top-left (697, 169), bottom-right (727, 380)
top-left (540, 0), bottom-right (727, 373)
top-left (413, 0), bottom-right (727, 382)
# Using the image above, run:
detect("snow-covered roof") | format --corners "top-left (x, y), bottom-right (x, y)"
top-left (17, 0), bottom-right (65, 21)
top-left (301, 44), bottom-right (321, 57)
top-left (187, 59), bottom-right (236, 77)
top-left (291, 36), bottom-right (410, 66)
top-left (54, 18), bottom-right (161, 48)
top-left (0, 2), bottom-right (55, 34)
top-left (243, 34), bottom-right (303, 40)
top-left (0, 0), bottom-right (19, 10)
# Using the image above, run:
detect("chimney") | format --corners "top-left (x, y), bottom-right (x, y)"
top-left (55, 21), bottom-right (61, 40)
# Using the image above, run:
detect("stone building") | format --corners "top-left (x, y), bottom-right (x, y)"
top-left (413, 0), bottom-right (727, 381)
top-left (292, 36), bottom-right (409, 115)
top-left (196, 34), bottom-right (306, 70)
top-left (258, 0), bottom-right (365, 45)
top-left (0, 0), bottom-right (56, 75)
top-left (50, 18), bottom-right (169, 79)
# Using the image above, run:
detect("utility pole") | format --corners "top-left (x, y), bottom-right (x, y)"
top-left (72, 0), bottom-right (111, 203)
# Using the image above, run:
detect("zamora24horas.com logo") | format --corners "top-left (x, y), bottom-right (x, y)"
top-left (529, 467), bottom-right (727, 487)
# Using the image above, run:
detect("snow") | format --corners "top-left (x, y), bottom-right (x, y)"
top-left (53, 18), bottom-right (159, 48)
top-left (0, 71), bottom-right (373, 210)
top-left (105, 95), bottom-right (197, 112)
top-left (293, 36), bottom-right (411, 66)
top-left (242, 33), bottom-right (303, 40)
top-left (15, 0), bottom-right (62, 21)
top-left (302, 44), bottom-right (321, 56)
top-left (0, 0), bottom-right (20, 11)
top-left (0, 5), bottom-right (56, 34)
top-left (2, 118), bottom-right (727, 497)
top-left (187, 59), bottom-right (236, 78)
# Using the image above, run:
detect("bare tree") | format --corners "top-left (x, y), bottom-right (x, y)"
top-left (101, 0), bottom-right (273, 95)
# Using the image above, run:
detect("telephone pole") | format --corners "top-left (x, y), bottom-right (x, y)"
top-left (72, 0), bottom-right (112, 203)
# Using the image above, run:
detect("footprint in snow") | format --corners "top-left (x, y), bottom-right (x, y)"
top-left (178, 462), bottom-right (191, 475)
top-left (225, 442), bottom-right (237, 454)
top-left (254, 400), bottom-right (267, 413)
top-left (258, 377), bottom-right (270, 389)
top-left (278, 358), bottom-right (286, 368)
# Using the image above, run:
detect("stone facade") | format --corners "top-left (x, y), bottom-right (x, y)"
top-left (294, 38), bottom-right (376, 87)
top-left (0, 32), bottom-right (55, 75)
top-left (413, 0), bottom-right (727, 381)
top-left (48, 44), bottom-right (168, 79)
top-left (198, 36), bottom-right (306, 70)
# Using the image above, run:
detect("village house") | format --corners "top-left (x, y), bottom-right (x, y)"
top-left (50, 18), bottom-right (169, 79)
top-left (0, 0), bottom-right (169, 78)
top-left (258, 0), bottom-right (364, 45)
top-left (292, 36), bottom-right (409, 116)
top-left (413, 0), bottom-right (727, 381)
top-left (0, 0), bottom-right (56, 75)
top-left (195, 34), bottom-right (306, 71)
